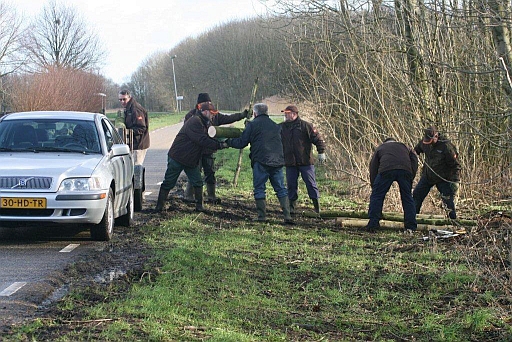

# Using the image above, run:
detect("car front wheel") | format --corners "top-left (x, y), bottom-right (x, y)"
top-left (91, 188), bottom-right (114, 241)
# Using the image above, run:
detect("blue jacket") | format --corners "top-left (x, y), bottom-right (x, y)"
top-left (228, 114), bottom-right (284, 168)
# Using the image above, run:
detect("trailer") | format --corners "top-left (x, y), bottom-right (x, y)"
top-left (117, 126), bottom-right (145, 211)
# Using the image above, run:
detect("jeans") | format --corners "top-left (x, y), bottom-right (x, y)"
top-left (368, 169), bottom-right (416, 230)
top-left (252, 162), bottom-right (288, 200)
top-left (161, 157), bottom-right (202, 190)
top-left (413, 176), bottom-right (457, 219)
top-left (286, 165), bottom-right (320, 201)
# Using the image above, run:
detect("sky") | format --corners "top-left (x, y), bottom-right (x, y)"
top-left (12, 0), bottom-right (271, 84)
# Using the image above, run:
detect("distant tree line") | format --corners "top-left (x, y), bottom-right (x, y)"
top-left (125, 18), bottom-right (293, 112)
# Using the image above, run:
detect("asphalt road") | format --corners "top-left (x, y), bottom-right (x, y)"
top-left (0, 123), bottom-right (181, 326)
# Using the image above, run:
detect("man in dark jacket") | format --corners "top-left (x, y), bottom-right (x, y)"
top-left (182, 93), bottom-right (249, 203)
top-left (413, 126), bottom-right (461, 219)
top-left (280, 105), bottom-right (326, 213)
top-left (227, 103), bottom-right (293, 224)
top-left (155, 102), bottom-right (228, 212)
top-left (365, 137), bottom-right (418, 233)
top-left (119, 90), bottom-right (150, 165)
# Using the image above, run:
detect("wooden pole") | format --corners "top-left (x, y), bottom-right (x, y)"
top-left (233, 77), bottom-right (258, 187)
top-left (302, 210), bottom-right (477, 226)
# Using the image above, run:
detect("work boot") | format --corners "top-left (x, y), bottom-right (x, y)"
top-left (312, 198), bottom-right (320, 214)
top-left (206, 183), bottom-right (221, 204)
top-left (155, 187), bottom-right (171, 212)
top-left (183, 182), bottom-right (194, 203)
top-left (254, 199), bottom-right (266, 221)
top-left (194, 186), bottom-right (204, 212)
top-left (278, 196), bottom-right (294, 225)
top-left (289, 199), bottom-right (296, 215)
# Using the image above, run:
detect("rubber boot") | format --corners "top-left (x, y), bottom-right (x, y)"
top-left (312, 198), bottom-right (320, 214)
top-left (183, 182), bottom-right (194, 203)
top-left (155, 187), bottom-right (171, 212)
top-left (194, 186), bottom-right (204, 212)
top-left (206, 183), bottom-right (220, 204)
top-left (289, 199), bottom-right (296, 215)
top-left (254, 199), bottom-right (266, 221)
top-left (278, 196), bottom-right (294, 225)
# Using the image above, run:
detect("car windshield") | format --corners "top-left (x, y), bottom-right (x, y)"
top-left (0, 118), bottom-right (101, 154)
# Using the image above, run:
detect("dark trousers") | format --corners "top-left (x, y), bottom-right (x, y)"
top-left (200, 154), bottom-right (215, 185)
top-left (368, 169), bottom-right (417, 230)
top-left (413, 176), bottom-right (457, 219)
top-left (285, 165), bottom-right (320, 201)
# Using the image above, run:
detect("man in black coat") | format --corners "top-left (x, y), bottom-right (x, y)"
top-left (280, 105), bottom-right (326, 213)
top-left (119, 90), bottom-right (150, 165)
top-left (182, 93), bottom-right (249, 203)
top-left (155, 102), bottom-right (229, 212)
top-left (227, 103), bottom-right (293, 224)
top-left (365, 137), bottom-right (418, 233)
top-left (413, 126), bottom-right (461, 219)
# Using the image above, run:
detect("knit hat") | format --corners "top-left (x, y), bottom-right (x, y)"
top-left (197, 93), bottom-right (211, 104)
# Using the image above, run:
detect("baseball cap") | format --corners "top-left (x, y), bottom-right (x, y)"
top-left (281, 105), bottom-right (299, 113)
top-left (423, 126), bottom-right (438, 144)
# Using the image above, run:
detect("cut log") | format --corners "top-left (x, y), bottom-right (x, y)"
top-left (302, 210), bottom-right (477, 226)
top-left (208, 126), bottom-right (243, 139)
top-left (334, 218), bottom-right (450, 231)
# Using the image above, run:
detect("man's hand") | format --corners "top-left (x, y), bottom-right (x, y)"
top-left (243, 109), bottom-right (251, 119)
top-left (317, 153), bottom-right (326, 165)
top-left (218, 141), bottom-right (229, 150)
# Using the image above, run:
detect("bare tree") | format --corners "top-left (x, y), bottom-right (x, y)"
top-left (23, 0), bottom-right (105, 71)
top-left (0, 2), bottom-right (26, 77)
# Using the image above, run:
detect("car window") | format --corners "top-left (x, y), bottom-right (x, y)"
top-left (0, 118), bottom-right (100, 153)
top-left (101, 119), bottom-right (123, 151)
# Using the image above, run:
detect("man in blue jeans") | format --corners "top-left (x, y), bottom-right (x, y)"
top-left (365, 137), bottom-right (418, 233)
top-left (227, 103), bottom-right (293, 224)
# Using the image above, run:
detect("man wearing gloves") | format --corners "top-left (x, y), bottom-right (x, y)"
top-left (413, 126), bottom-right (461, 219)
top-left (227, 103), bottom-right (293, 224)
top-left (182, 93), bottom-right (250, 204)
top-left (365, 137), bottom-right (418, 233)
top-left (155, 102), bottom-right (229, 212)
top-left (280, 105), bottom-right (326, 214)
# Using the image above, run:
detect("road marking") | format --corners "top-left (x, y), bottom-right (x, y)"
top-left (145, 191), bottom-right (153, 196)
top-left (60, 244), bottom-right (80, 253)
top-left (0, 282), bottom-right (27, 296)
top-left (156, 181), bottom-right (162, 185)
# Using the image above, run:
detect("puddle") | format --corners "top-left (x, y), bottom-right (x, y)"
top-left (93, 269), bottom-right (127, 284)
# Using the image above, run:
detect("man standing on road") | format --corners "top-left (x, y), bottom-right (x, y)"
top-left (119, 89), bottom-right (150, 165)
top-left (280, 105), bottom-right (326, 214)
top-left (182, 93), bottom-right (250, 204)
top-left (413, 126), bottom-right (461, 219)
top-left (364, 137), bottom-right (418, 233)
top-left (155, 102), bottom-right (229, 212)
top-left (227, 103), bottom-right (293, 224)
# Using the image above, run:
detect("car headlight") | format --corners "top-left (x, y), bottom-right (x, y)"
top-left (59, 177), bottom-right (102, 191)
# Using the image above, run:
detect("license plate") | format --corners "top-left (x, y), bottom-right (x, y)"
top-left (1, 197), bottom-right (47, 209)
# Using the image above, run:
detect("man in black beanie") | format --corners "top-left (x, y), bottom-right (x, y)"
top-left (182, 93), bottom-right (250, 204)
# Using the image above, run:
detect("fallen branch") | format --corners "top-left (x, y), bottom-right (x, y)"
top-left (302, 210), bottom-right (477, 226)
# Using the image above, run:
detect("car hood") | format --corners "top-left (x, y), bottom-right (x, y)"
top-left (0, 152), bottom-right (104, 178)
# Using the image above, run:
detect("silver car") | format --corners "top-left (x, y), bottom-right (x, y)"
top-left (0, 111), bottom-right (134, 241)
